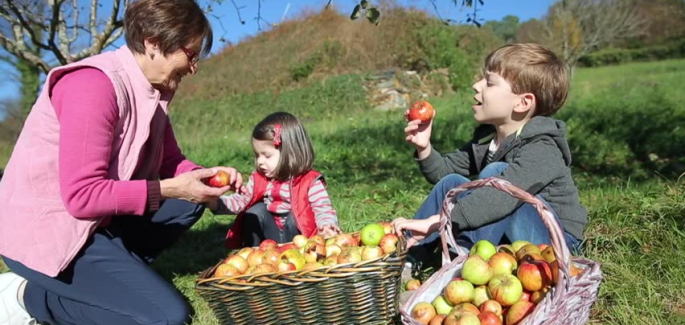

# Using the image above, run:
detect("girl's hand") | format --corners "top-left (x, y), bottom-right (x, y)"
top-left (160, 168), bottom-right (234, 204)
top-left (404, 110), bottom-right (435, 152)
top-left (392, 215), bottom-right (441, 247)
top-left (318, 224), bottom-right (343, 239)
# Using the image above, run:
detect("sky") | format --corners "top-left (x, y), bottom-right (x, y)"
top-left (0, 0), bottom-right (555, 109)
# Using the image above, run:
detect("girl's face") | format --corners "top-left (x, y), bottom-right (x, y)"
top-left (252, 139), bottom-right (281, 179)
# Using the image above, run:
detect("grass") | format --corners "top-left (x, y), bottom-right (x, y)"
top-left (2, 59), bottom-right (685, 324)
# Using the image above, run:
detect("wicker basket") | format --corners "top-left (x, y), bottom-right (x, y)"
top-left (400, 177), bottom-right (603, 325)
top-left (196, 235), bottom-right (407, 325)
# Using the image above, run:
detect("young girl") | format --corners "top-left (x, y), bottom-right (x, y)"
top-left (210, 112), bottom-right (342, 248)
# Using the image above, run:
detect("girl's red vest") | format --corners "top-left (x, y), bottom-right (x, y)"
top-left (224, 170), bottom-right (323, 248)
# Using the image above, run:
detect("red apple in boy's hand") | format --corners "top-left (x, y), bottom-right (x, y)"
top-left (407, 100), bottom-right (435, 124)
top-left (206, 170), bottom-right (231, 188)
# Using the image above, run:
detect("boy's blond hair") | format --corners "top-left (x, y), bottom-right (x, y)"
top-left (484, 43), bottom-right (570, 116)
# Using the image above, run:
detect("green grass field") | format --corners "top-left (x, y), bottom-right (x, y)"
top-left (2, 59), bottom-right (685, 324)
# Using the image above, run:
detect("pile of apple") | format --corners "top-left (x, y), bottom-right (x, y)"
top-left (408, 240), bottom-right (584, 325)
top-left (213, 222), bottom-right (401, 278)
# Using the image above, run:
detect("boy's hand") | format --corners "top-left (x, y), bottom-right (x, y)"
top-left (404, 110), bottom-right (434, 156)
top-left (318, 224), bottom-right (343, 239)
top-left (392, 215), bottom-right (441, 247)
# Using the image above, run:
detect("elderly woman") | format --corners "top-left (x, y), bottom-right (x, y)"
top-left (0, 0), bottom-right (240, 324)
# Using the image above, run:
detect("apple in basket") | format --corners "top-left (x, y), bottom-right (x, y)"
top-left (488, 252), bottom-right (518, 276)
top-left (277, 243), bottom-right (298, 254)
top-left (461, 255), bottom-right (493, 285)
top-left (505, 301), bottom-right (536, 325)
top-left (379, 233), bottom-right (399, 254)
top-left (472, 285), bottom-right (491, 307)
top-left (279, 248), bottom-right (306, 270)
top-left (334, 233), bottom-right (358, 247)
top-left (262, 249), bottom-right (280, 266)
top-left (326, 244), bottom-right (342, 257)
top-left (277, 260), bottom-right (297, 272)
top-left (488, 274), bottom-right (523, 306)
top-left (517, 260), bottom-right (553, 292)
top-left (309, 234), bottom-right (326, 246)
top-left (213, 264), bottom-right (241, 277)
top-left (223, 255), bottom-right (249, 274)
top-left (361, 245), bottom-right (384, 261)
top-left (431, 295), bottom-right (453, 315)
top-left (515, 244), bottom-right (541, 261)
top-left (292, 235), bottom-right (309, 248)
top-left (378, 221), bottom-right (393, 235)
top-left (451, 302), bottom-right (480, 316)
top-left (530, 287), bottom-right (550, 304)
top-left (442, 311), bottom-right (480, 325)
top-left (246, 249), bottom-right (264, 267)
top-left (259, 239), bottom-right (278, 251)
top-left (252, 263), bottom-right (277, 274)
top-left (303, 241), bottom-right (326, 263)
top-left (478, 311), bottom-right (503, 325)
top-left (479, 300), bottom-right (502, 317)
top-left (360, 223), bottom-right (385, 246)
top-left (541, 246), bottom-right (556, 263)
top-left (428, 315), bottom-right (445, 325)
top-left (510, 240), bottom-right (531, 253)
top-left (410, 302), bottom-right (437, 325)
top-left (337, 248), bottom-right (362, 264)
top-left (406, 279), bottom-right (421, 291)
top-left (470, 240), bottom-right (497, 261)
top-left (444, 279), bottom-right (475, 306)
top-left (236, 247), bottom-right (254, 260)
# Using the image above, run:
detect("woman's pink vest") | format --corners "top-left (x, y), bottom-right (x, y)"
top-left (0, 46), bottom-right (169, 277)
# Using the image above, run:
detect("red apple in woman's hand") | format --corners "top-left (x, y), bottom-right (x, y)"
top-left (407, 100), bottom-right (435, 123)
top-left (206, 170), bottom-right (231, 188)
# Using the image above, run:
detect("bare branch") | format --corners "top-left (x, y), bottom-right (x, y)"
top-left (324, 0), bottom-right (333, 10)
top-left (6, 0), bottom-right (52, 51)
top-left (230, 0), bottom-right (245, 25)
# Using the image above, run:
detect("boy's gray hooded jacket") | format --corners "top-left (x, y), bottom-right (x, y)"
top-left (417, 116), bottom-right (587, 240)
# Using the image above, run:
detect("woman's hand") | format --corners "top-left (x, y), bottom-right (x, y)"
top-left (210, 166), bottom-right (244, 193)
top-left (318, 224), bottom-right (343, 239)
top-left (392, 214), bottom-right (441, 247)
top-left (160, 168), bottom-right (242, 204)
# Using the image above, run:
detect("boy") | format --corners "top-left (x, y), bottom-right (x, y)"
top-left (393, 43), bottom-right (587, 264)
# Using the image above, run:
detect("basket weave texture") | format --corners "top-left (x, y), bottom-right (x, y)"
top-left (400, 177), bottom-right (603, 325)
top-left (196, 235), bottom-right (407, 325)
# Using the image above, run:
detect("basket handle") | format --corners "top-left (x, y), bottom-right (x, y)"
top-left (436, 177), bottom-right (574, 289)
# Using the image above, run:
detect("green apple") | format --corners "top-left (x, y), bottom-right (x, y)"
top-left (432, 295), bottom-right (454, 315)
top-left (461, 255), bottom-right (493, 285)
top-left (469, 240), bottom-right (497, 261)
top-left (443, 279), bottom-right (474, 306)
top-left (359, 223), bottom-right (385, 246)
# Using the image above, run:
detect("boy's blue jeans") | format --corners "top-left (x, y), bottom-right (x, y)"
top-left (411, 162), bottom-right (580, 254)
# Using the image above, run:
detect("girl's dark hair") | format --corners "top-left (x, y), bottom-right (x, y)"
top-left (252, 112), bottom-right (315, 181)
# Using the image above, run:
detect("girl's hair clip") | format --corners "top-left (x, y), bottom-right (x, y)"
top-left (273, 124), bottom-right (282, 147)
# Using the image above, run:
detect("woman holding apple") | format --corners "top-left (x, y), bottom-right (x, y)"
top-left (0, 0), bottom-right (242, 324)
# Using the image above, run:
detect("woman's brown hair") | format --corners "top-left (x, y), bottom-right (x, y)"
top-left (124, 0), bottom-right (213, 58)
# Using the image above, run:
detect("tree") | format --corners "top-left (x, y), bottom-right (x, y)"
top-left (543, 0), bottom-right (646, 66)
top-left (483, 15), bottom-right (519, 43)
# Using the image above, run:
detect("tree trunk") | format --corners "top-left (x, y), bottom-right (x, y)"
top-left (16, 58), bottom-right (41, 118)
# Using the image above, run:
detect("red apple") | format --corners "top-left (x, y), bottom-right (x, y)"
top-left (408, 100), bottom-right (435, 124)
top-left (292, 235), bottom-right (309, 248)
top-left (478, 311), bottom-right (503, 325)
top-left (259, 239), bottom-right (278, 251)
top-left (223, 255), bottom-right (249, 273)
top-left (379, 233), bottom-right (399, 254)
top-left (246, 249), bottom-right (264, 267)
top-left (530, 287), bottom-right (550, 304)
top-left (333, 233), bottom-right (356, 247)
top-left (488, 274), bottom-right (523, 307)
top-left (261, 248), bottom-right (280, 266)
top-left (277, 260), bottom-right (296, 272)
top-left (517, 260), bottom-right (553, 292)
top-left (236, 247), bottom-right (254, 260)
top-left (519, 291), bottom-right (532, 302)
top-left (505, 301), bottom-right (535, 325)
top-left (537, 243), bottom-right (550, 251)
top-left (451, 302), bottom-right (480, 315)
top-left (411, 302), bottom-right (437, 325)
top-left (361, 245), bottom-right (384, 261)
top-left (206, 170), bottom-right (230, 188)
top-left (444, 279), bottom-right (475, 306)
top-left (213, 264), bottom-right (241, 277)
top-left (406, 279), bottom-right (421, 291)
top-left (252, 263), bottom-right (277, 274)
top-left (277, 243), bottom-right (298, 254)
top-left (488, 252), bottom-right (518, 276)
top-left (428, 314), bottom-right (446, 325)
top-left (379, 221), bottom-right (393, 235)
top-left (479, 300), bottom-right (502, 317)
